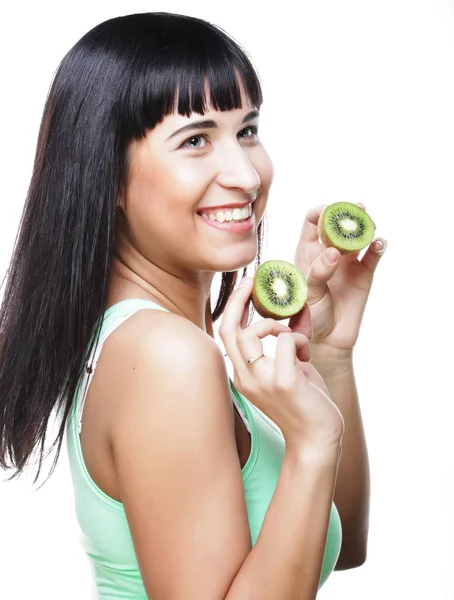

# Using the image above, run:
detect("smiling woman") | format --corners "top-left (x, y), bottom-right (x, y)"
top-left (118, 79), bottom-right (271, 284)
top-left (0, 11), bottom-right (349, 600)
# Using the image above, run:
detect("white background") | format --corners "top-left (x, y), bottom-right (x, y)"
top-left (1, 1), bottom-right (454, 598)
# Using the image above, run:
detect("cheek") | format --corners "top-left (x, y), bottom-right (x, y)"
top-left (254, 147), bottom-right (274, 189)
top-left (149, 158), bottom-right (211, 211)
top-left (254, 150), bottom-right (274, 214)
top-left (129, 157), bottom-right (194, 211)
top-left (168, 161), bottom-right (206, 188)
top-left (126, 160), bottom-right (203, 242)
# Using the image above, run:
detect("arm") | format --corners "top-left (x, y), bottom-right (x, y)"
top-left (106, 310), bottom-right (341, 599)
top-left (227, 444), bottom-right (341, 599)
top-left (310, 343), bottom-right (369, 569)
top-left (291, 204), bottom-right (386, 569)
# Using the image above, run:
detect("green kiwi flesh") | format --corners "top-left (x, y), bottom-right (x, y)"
top-left (251, 260), bottom-right (308, 320)
top-left (318, 202), bottom-right (375, 254)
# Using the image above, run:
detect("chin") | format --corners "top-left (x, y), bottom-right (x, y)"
top-left (217, 252), bottom-right (257, 274)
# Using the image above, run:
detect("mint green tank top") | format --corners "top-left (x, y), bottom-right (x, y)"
top-left (66, 299), bottom-right (342, 599)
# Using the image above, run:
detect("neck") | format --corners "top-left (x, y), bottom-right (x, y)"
top-left (106, 250), bottom-right (216, 338)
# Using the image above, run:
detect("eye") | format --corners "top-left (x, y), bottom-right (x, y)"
top-left (180, 125), bottom-right (259, 150)
top-left (181, 135), bottom-right (208, 149)
top-left (238, 125), bottom-right (259, 139)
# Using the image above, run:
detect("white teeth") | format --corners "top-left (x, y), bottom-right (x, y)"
top-left (201, 203), bottom-right (253, 223)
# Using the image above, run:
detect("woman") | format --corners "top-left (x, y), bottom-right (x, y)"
top-left (0, 12), bottom-right (386, 599)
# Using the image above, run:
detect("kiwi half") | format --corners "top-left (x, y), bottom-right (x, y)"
top-left (251, 260), bottom-right (308, 320)
top-left (318, 202), bottom-right (375, 254)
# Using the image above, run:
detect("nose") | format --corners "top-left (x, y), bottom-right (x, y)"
top-left (216, 143), bottom-right (261, 196)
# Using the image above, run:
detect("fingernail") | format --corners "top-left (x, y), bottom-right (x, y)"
top-left (373, 239), bottom-right (387, 254)
top-left (323, 248), bottom-right (338, 264)
top-left (239, 277), bottom-right (253, 288)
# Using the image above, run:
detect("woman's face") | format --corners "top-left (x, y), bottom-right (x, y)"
top-left (121, 80), bottom-right (274, 279)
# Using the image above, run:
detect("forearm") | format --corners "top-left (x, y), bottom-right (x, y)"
top-left (226, 444), bottom-right (341, 600)
top-left (310, 344), bottom-right (370, 568)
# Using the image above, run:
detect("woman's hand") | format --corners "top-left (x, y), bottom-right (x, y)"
top-left (219, 278), bottom-right (344, 448)
top-left (290, 203), bottom-right (387, 351)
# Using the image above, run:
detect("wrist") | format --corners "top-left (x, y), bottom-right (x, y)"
top-left (285, 437), bottom-right (343, 468)
top-left (310, 343), bottom-right (353, 377)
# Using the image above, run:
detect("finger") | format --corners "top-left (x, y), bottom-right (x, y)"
top-left (274, 332), bottom-right (311, 387)
top-left (295, 334), bottom-right (311, 363)
top-left (356, 201), bottom-right (366, 211)
top-left (306, 247), bottom-right (340, 304)
top-left (288, 303), bottom-right (312, 341)
top-left (240, 298), bottom-right (251, 329)
top-left (338, 248), bottom-right (362, 265)
top-left (219, 277), bottom-right (255, 367)
top-left (219, 277), bottom-right (254, 334)
top-left (297, 204), bottom-right (328, 244)
top-left (237, 318), bottom-right (292, 363)
top-left (360, 238), bottom-right (387, 274)
top-left (220, 279), bottom-right (291, 380)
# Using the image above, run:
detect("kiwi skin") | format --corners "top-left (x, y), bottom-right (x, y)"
top-left (251, 284), bottom-right (282, 320)
top-left (317, 202), bottom-right (376, 255)
top-left (251, 260), bottom-right (307, 321)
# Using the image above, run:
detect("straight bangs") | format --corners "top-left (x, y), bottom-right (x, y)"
top-left (114, 13), bottom-right (263, 140)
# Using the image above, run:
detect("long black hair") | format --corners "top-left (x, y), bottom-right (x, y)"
top-left (0, 12), bottom-right (266, 484)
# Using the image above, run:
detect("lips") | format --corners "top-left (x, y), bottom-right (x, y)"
top-left (197, 201), bottom-right (254, 216)
top-left (199, 207), bottom-right (255, 233)
top-left (197, 190), bottom-right (258, 216)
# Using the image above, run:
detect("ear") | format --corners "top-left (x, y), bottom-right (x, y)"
top-left (117, 184), bottom-right (127, 213)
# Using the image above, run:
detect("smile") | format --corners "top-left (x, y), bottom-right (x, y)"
top-left (198, 202), bottom-right (255, 233)
top-left (199, 202), bottom-right (253, 223)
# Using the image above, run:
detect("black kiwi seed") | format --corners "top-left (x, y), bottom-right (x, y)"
top-left (318, 201), bottom-right (375, 254)
top-left (251, 260), bottom-right (308, 320)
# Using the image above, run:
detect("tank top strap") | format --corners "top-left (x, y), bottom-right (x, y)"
top-left (75, 297), bottom-right (251, 436)
top-left (230, 381), bottom-right (251, 433)
top-left (76, 298), bottom-right (169, 434)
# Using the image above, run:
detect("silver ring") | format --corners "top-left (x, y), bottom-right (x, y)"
top-left (247, 353), bottom-right (265, 366)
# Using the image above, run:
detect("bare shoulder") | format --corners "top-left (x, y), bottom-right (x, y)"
top-left (106, 306), bottom-right (219, 357)
top-left (100, 306), bottom-right (229, 443)
top-left (98, 308), bottom-right (250, 599)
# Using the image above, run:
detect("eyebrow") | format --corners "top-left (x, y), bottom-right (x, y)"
top-left (165, 109), bottom-right (260, 142)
